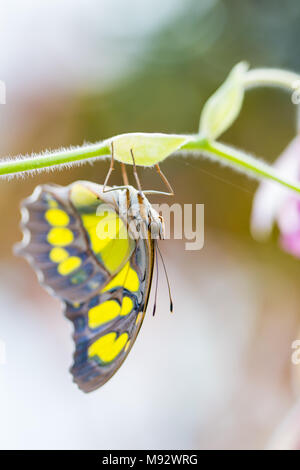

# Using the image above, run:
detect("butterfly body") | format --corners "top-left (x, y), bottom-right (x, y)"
top-left (16, 181), bottom-right (163, 392)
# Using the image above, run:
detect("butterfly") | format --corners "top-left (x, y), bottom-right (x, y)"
top-left (15, 181), bottom-right (165, 392)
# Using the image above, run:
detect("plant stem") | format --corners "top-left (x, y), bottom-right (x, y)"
top-left (244, 68), bottom-right (300, 131)
top-left (244, 68), bottom-right (300, 91)
top-left (0, 142), bottom-right (110, 176)
top-left (1, 135), bottom-right (300, 194)
top-left (182, 137), bottom-right (300, 194)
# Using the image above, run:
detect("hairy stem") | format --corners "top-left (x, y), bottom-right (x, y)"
top-left (0, 142), bottom-right (110, 176)
top-left (185, 137), bottom-right (300, 193)
top-left (1, 135), bottom-right (300, 194)
top-left (244, 68), bottom-right (300, 91)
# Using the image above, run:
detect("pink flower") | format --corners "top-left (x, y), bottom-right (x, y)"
top-left (251, 135), bottom-right (300, 258)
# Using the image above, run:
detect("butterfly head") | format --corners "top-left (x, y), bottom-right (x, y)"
top-left (114, 185), bottom-right (165, 242)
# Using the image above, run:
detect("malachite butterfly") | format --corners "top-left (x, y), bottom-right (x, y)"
top-left (15, 181), bottom-right (164, 392)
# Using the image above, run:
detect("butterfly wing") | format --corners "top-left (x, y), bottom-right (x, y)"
top-left (66, 239), bottom-right (154, 392)
top-left (16, 181), bottom-right (155, 392)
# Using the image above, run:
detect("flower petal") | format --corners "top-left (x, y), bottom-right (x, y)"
top-left (251, 135), bottom-right (300, 240)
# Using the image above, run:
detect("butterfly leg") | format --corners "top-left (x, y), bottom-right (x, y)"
top-left (104, 147), bottom-right (174, 198)
top-left (102, 142), bottom-right (115, 193)
top-left (121, 163), bottom-right (129, 186)
top-left (136, 159), bottom-right (174, 196)
top-left (102, 147), bottom-right (130, 193)
top-left (154, 163), bottom-right (174, 196)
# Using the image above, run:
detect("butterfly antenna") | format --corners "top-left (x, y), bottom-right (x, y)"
top-left (157, 244), bottom-right (173, 313)
top-left (152, 242), bottom-right (159, 316)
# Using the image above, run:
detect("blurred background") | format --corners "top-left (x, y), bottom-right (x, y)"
top-left (1, 0), bottom-right (300, 450)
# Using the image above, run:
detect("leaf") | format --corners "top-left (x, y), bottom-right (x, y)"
top-left (199, 61), bottom-right (249, 140)
top-left (107, 133), bottom-right (192, 166)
